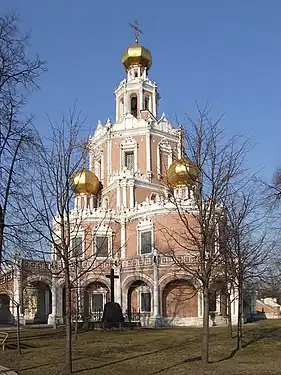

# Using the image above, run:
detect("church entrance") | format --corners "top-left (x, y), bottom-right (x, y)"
top-left (83, 282), bottom-right (109, 321)
top-left (23, 281), bottom-right (52, 324)
top-left (209, 281), bottom-right (227, 316)
top-left (0, 294), bottom-right (12, 325)
top-left (162, 279), bottom-right (197, 318)
top-left (127, 280), bottom-right (152, 318)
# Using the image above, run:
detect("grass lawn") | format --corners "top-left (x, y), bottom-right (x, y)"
top-left (0, 320), bottom-right (281, 375)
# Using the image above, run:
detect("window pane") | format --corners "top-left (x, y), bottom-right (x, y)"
top-left (141, 292), bottom-right (151, 312)
top-left (96, 236), bottom-right (108, 257)
top-left (72, 236), bottom-right (83, 257)
top-left (140, 231), bottom-right (152, 254)
top-left (125, 151), bottom-right (134, 170)
top-left (92, 293), bottom-right (103, 311)
top-left (145, 96), bottom-right (150, 110)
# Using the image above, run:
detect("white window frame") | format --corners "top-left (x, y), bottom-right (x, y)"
top-left (93, 147), bottom-right (104, 183)
top-left (144, 94), bottom-right (151, 111)
top-left (139, 284), bottom-right (152, 313)
top-left (157, 140), bottom-right (173, 179)
top-left (70, 230), bottom-right (85, 260)
top-left (89, 286), bottom-right (107, 313)
top-left (120, 137), bottom-right (138, 172)
top-left (137, 217), bottom-right (154, 256)
top-left (92, 224), bottom-right (113, 259)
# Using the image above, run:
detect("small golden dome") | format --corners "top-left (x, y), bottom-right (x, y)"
top-left (122, 44), bottom-right (152, 71)
top-left (71, 169), bottom-right (100, 196)
top-left (166, 159), bottom-right (199, 188)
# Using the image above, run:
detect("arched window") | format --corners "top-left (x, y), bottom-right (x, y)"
top-left (150, 193), bottom-right (157, 202)
top-left (144, 96), bottom-right (150, 110)
top-left (119, 98), bottom-right (124, 118)
top-left (130, 94), bottom-right (138, 117)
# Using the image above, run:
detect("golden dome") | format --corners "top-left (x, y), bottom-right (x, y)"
top-left (71, 169), bottom-right (100, 196)
top-left (122, 44), bottom-right (152, 71)
top-left (166, 159), bottom-right (199, 188)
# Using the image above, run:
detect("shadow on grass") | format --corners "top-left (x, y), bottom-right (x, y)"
top-left (6, 342), bottom-right (36, 350)
top-left (73, 343), bottom-right (200, 374)
top-left (149, 356), bottom-right (202, 374)
top-left (214, 325), bottom-right (281, 363)
top-left (18, 361), bottom-right (69, 372)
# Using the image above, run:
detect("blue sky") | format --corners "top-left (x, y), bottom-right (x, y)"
top-left (2, 0), bottom-right (281, 182)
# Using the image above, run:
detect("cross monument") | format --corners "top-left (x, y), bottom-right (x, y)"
top-left (106, 268), bottom-right (119, 302)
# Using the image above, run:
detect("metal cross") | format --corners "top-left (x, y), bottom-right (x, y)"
top-left (106, 268), bottom-right (119, 302)
top-left (129, 20), bottom-right (143, 44)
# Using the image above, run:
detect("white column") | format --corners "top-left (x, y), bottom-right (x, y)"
top-left (48, 278), bottom-right (58, 326)
top-left (146, 131), bottom-right (151, 174)
top-left (109, 138), bottom-right (112, 178)
top-left (114, 268), bottom-right (121, 305)
top-left (115, 96), bottom-right (119, 121)
top-left (216, 291), bottom-right (221, 314)
top-left (197, 289), bottom-right (203, 318)
top-left (122, 182), bottom-right (127, 208)
top-left (107, 136), bottom-right (112, 180)
top-left (152, 88), bottom-right (157, 117)
top-left (129, 181), bottom-right (134, 209)
top-left (140, 88), bottom-right (143, 112)
top-left (56, 286), bottom-right (63, 322)
top-left (52, 285), bottom-right (57, 317)
top-left (230, 287), bottom-right (239, 323)
top-left (90, 196), bottom-right (94, 210)
top-left (121, 218), bottom-right (126, 258)
top-left (178, 187), bottom-right (182, 199)
top-left (13, 260), bottom-right (24, 323)
top-left (116, 181), bottom-right (121, 210)
top-left (123, 89), bottom-right (127, 115)
top-left (153, 252), bottom-right (160, 318)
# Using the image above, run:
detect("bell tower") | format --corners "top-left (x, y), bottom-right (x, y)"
top-left (115, 22), bottom-right (158, 122)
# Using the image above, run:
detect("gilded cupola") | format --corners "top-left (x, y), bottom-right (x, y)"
top-left (122, 21), bottom-right (152, 71)
top-left (166, 127), bottom-right (199, 188)
top-left (71, 169), bottom-right (100, 196)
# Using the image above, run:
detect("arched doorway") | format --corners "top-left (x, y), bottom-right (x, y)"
top-left (162, 279), bottom-right (197, 318)
top-left (127, 280), bottom-right (152, 317)
top-left (83, 282), bottom-right (109, 321)
top-left (0, 294), bottom-right (12, 325)
top-left (23, 281), bottom-right (52, 324)
top-left (209, 281), bottom-right (227, 316)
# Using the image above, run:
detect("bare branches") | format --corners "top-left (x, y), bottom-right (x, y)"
top-left (0, 13), bottom-right (46, 268)
top-left (161, 104), bottom-right (254, 362)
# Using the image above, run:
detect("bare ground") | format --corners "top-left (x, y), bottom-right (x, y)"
top-left (1, 320), bottom-right (281, 375)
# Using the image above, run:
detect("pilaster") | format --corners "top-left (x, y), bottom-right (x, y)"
top-left (120, 218), bottom-right (126, 258)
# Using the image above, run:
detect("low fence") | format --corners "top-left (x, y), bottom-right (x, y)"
top-left (71, 310), bottom-right (143, 323)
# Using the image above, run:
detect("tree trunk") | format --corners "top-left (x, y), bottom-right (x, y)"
top-left (74, 288), bottom-right (78, 341)
top-left (237, 282), bottom-right (243, 350)
top-left (0, 206), bottom-right (4, 268)
top-left (202, 285), bottom-right (209, 363)
top-left (64, 269), bottom-right (73, 374)
top-left (16, 304), bottom-right (21, 355)
top-left (227, 289), bottom-right (232, 338)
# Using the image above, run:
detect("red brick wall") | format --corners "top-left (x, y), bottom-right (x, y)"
top-left (163, 280), bottom-right (197, 317)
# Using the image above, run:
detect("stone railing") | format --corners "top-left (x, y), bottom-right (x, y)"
top-left (22, 259), bottom-right (50, 271)
top-left (121, 254), bottom-right (196, 269)
top-left (0, 271), bottom-right (13, 284)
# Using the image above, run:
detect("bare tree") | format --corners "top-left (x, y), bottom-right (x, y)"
top-left (160, 105), bottom-right (252, 363)
top-left (0, 13), bottom-right (45, 267)
top-left (19, 108), bottom-right (120, 374)
top-left (224, 186), bottom-right (272, 350)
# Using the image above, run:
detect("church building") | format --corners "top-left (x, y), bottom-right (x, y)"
top-left (0, 33), bottom-right (240, 327)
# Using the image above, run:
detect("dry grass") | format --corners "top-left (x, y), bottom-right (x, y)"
top-left (1, 320), bottom-right (281, 375)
